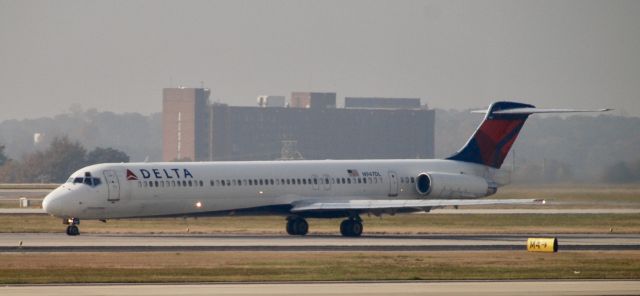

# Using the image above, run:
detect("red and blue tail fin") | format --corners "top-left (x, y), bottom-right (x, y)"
top-left (447, 101), bottom-right (534, 169)
top-left (447, 101), bottom-right (611, 168)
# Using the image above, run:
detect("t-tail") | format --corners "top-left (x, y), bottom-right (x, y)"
top-left (447, 101), bottom-right (611, 169)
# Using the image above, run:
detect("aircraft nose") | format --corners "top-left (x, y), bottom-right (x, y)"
top-left (43, 189), bottom-right (64, 216)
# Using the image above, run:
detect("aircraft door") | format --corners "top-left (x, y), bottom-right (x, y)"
top-left (322, 174), bottom-right (331, 191)
top-left (103, 170), bottom-right (121, 202)
top-left (388, 171), bottom-right (398, 197)
top-left (312, 174), bottom-right (320, 191)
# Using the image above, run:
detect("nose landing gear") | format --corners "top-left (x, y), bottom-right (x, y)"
top-left (64, 218), bottom-right (80, 236)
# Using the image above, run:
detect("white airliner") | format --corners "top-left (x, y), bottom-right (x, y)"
top-left (42, 101), bottom-right (609, 236)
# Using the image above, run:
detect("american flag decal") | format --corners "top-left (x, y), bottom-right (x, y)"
top-left (347, 169), bottom-right (359, 177)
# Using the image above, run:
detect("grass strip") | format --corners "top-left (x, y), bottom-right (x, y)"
top-left (0, 251), bottom-right (638, 284)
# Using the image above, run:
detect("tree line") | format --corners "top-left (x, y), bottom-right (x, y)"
top-left (1, 107), bottom-right (639, 184)
top-left (601, 160), bottom-right (640, 183)
top-left (0, 136), bottom-right (128, 183)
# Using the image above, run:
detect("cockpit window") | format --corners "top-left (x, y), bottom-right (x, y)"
top-left (72, 177), bottom-right (102, 187)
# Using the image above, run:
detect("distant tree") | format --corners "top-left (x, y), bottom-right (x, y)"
top-left (86, 147), bottom-right (130, 165)
top-left (41, 136), bottom-right (87, 183)
top-left (0, 159), bottom-right (20, 182)
top-left (0, 144), bottom-right (7, 166)
top-left (602, 161), bottom-right (636, 183)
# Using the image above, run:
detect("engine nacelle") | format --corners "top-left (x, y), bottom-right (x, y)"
top-left (415, 172), bottom-right (491, 198)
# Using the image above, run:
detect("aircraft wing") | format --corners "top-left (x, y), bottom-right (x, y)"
top-left (290, 199), bottom-right (544, 212)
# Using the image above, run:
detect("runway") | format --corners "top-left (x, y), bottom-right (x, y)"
top-left (4, 208), bottom-right (640, 215)
top-left (2, 281), bottom-right (640, 296)
top-left (0, 188), bottom-right (50, 199)
top-left (1, 233), bottom-right (638, 252)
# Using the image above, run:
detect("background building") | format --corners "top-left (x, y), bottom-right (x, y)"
top-left (290, 92), bottom-right (336, 109)
top-left (162, 87), bottom-right (210, 161)
top-left (257, 95), bottom-right (286, 108)
top-left (345, 97), bottom-right (422, 109)
top-left (163, 89), bottom-right (435, 161)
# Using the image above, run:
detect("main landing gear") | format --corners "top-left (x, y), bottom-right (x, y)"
top-left (340, 216), bottom-right (363, 237)
top-left (64, 218), bottom-right (80, 236)
top-left (285, 215), bottom-right (364, 237)
top-left (286, 216), bottom-right (309, 235)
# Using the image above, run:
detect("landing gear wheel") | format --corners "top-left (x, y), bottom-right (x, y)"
top-left (286, 217), bottom-right (309, 236)
top-left (340, 219), bottom-right (363, 237)
top-left (66, 225), bottom-right (80, 236)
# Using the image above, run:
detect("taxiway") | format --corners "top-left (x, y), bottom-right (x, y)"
top-left (1, 233), bottom-right (638, 252)
top-left (1, 281), bottom-right (640, 296)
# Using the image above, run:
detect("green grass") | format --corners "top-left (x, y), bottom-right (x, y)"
top-left (1, 251), bottom-right (638, 284)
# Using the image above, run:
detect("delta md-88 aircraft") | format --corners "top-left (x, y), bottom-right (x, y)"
top-left (42, 101), bottom-right (609, 236)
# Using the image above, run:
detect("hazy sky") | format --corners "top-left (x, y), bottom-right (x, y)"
top-left (1, 0), bottom-right (639, 120)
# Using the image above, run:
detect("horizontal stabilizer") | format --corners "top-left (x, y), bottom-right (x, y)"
top-left (291, 199), bottom-right (545, 212)
top-left (471, 107), bottom-right (612, 115)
